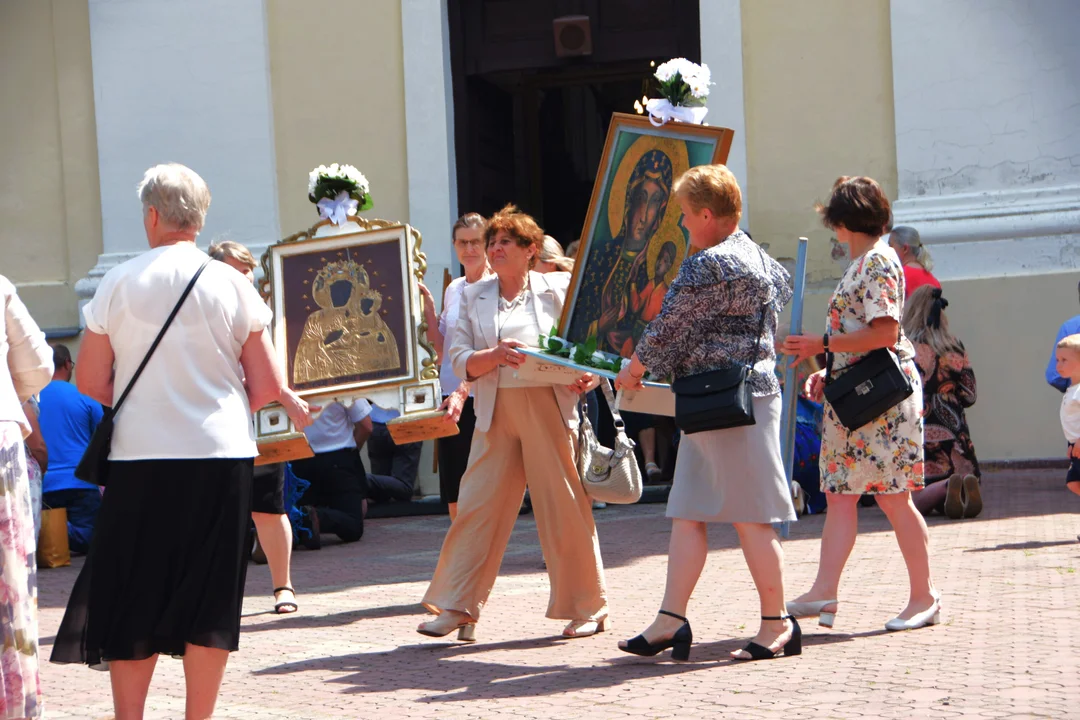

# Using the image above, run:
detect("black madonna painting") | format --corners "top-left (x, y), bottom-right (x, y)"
top-left (562, 114), bottom-right (733, 358)
top-left (272, 231), bottom-right (413, 394)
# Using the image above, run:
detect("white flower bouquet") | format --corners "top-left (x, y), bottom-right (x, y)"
top-left (308, 163), bottom-right (373, 224)
top-left (636, 57), bottom-right (712, 127)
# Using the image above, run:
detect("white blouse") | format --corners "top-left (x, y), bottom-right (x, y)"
top-left (495, 289), bottom-right (546, 388)
top-left (0, 276), bottom-right (52, 438)
top-left (83, 243), bottom-right (273, 460)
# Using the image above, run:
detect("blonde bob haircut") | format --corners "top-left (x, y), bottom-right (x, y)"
top-left (672, 164), bottom-right (742, 222)
top-left (137, 162), bottom-right (211, 233)
top-left (208, 240), bottom-right (257, 271)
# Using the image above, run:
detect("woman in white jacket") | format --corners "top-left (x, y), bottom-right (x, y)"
top-left (417, 205), bottom-right (607, 642)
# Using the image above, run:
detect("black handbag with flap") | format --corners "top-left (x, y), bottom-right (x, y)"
top-left (671, 247), bottom-right (770, 435)
top-left (822, 344), bottom-right (913, 431)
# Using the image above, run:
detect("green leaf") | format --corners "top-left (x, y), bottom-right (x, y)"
top-left (583, 335), bottom-right (598, 357)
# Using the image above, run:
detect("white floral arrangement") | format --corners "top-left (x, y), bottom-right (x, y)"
top-left (307, 163), bottom-right (373, 225)
top-left (635, 57), bottom-right (712, 127)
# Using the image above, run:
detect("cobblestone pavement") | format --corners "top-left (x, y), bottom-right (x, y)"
top-left (38, 469), bottom-right (1080, 719)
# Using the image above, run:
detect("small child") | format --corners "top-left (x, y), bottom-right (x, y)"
top-left (1055, 334), bottom-right (1080, 498)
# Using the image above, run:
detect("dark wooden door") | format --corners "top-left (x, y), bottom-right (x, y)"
top-left (449, 0), bottom-right (700, 233)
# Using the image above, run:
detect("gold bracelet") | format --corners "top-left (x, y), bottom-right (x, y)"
top-left (628, 368), bottom-right (644, 380)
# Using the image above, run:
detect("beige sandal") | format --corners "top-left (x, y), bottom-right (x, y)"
top-left (562, 615), bottom-right (609, 638)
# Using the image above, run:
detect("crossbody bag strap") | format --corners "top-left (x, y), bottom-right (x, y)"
top-left (111, 258), bottom-right (212, 414)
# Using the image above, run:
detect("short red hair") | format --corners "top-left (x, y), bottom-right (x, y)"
top-left (484, 204), bottom-right (544, 269)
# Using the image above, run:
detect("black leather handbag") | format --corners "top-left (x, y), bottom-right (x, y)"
top-left (822, 343), bottom-right (913, 431)
top-left (671, 247), bottom-right (769, 435)
top-left (75, 259), bottom-right (210, 486)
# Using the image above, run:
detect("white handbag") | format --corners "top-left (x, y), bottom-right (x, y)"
top-left (577, 379), bottom-right (643, 504)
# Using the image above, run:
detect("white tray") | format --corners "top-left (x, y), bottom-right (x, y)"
top-left (516, 348), bottom-right (675, 417)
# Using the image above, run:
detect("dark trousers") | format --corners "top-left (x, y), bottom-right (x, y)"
top-left (42, 488), bottom-right (101, 554)
top-left (291, 449), bottom-right (367, 542)
top-left (367, 422), bottom-right (421, 503)
top-left (437, 397), bottom-right (477, 505)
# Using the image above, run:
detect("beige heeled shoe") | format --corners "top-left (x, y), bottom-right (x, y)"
top-left (417, 612), bottom-right (476, 642)
top-left (785, 599), bottom-right (838, 628)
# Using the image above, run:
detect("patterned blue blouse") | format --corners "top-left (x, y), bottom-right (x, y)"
top-left (635, 230), bottom-right (793, 396)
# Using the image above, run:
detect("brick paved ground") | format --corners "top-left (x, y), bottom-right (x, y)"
top-left (38, 469), bottom-right (1080, 719)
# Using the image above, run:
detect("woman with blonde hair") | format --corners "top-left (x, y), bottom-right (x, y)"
top-left (615, 164), bottom-right (800, 662)
top-left (209, 239), bottom-right (305, 614)
top-left (889, 226), bottom-right (939, 298)
top-left (417, 204), bottom-right (606, 642)
top-left (783, 176), bottom-right (939, 633)
top-left (536, 235), bottom-right (575, 273)
top-left (902, 285), bottom-right (981, 518)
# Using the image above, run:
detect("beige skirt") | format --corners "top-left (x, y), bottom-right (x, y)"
top-left (667, 393), bottom-right (796, 524)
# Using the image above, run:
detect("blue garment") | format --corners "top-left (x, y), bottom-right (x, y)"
top-left (39, 380), bottom-right (104, 492)
top-left (794, 396), bottom-right (827, 515)
top-left (1046, 315), bottom-right (1080, 393)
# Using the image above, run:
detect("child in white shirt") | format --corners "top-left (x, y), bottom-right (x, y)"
top-left (1055, 334), bottom-right (1080, 496)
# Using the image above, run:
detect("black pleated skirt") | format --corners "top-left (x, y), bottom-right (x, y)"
top-left (51, 458), bottom-right (253, 667)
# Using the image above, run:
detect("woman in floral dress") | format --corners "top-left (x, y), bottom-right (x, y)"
top-left (782, 177), bottom-right (940, 633)
top-left (0, 275), bottom-right (53, 719)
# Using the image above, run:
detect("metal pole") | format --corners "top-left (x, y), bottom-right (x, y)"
top-left (776, 237), bottom-right (809, 537)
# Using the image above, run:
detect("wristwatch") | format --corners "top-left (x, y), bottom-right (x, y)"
top-left (822, 334), bottom-right (830, 352)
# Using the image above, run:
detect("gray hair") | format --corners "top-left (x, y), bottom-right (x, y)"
top-left (539, 235), bottom-right (575, 272)
top-left (889, 225), bottom-right (933, 271)
top-left (136, 163), bottom-right (211, 232)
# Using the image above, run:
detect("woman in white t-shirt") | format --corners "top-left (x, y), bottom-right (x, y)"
top-left (51, 164), bottom-right (313, 720)
top-left (418, 213), bottom-right (492, 519)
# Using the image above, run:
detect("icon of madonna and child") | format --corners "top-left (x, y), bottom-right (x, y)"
top-left (291, 257), bottom-right (403, 387)
top-left (568, 142), bottom-right (692, 359)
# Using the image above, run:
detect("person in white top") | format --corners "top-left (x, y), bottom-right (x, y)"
top-left (51, 163), bottom-right (313, 720)
top-left (417, 212), bottom-right (492, 519)
top-left (292, 398), bottom-right (373, 547)
top-left (0, 274), bottom-right (53, 719)
top-left (418, 205), bottom-right (606, 643)
top-left (1054, 334), bottom-right (1080, 500)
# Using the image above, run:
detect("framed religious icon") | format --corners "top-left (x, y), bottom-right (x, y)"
top-left (255, 217), bottom-right (447, 449)
top-left (560, 113), bottom-right (734, 360)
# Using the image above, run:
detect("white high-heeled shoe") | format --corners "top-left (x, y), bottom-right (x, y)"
top-left (785, 599), bottom-right (837, 628)
top-left (884, 592), bottom-right (941, 631)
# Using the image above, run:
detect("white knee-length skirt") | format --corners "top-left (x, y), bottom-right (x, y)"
top-left (666, 393), bottom-right (797, 524)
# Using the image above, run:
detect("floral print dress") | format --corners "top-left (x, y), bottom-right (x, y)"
top-left (0, 424), bottom-right (41, 718)
top-left (820, 241), bottom-right (925, 495)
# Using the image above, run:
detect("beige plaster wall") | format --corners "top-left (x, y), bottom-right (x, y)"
top-left (0, 0), bottom-right (101, 331)
top-left (266, 0), bottom-right (410, 239)
top-left (741, 0), bottom-right (896, 283)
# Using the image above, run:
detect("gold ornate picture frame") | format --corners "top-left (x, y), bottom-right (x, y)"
top-left (257, 217), bottom-right (441, 427)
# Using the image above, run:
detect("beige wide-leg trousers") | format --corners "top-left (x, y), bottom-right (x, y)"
top-left (422, 387), bottom-right (608, 622)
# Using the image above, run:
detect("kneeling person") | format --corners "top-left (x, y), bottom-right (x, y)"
top-left (292, 399), bottom-right (373, 546)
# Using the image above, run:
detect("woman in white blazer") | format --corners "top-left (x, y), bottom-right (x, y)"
top-left (418, 204), bottom-right (608, 642)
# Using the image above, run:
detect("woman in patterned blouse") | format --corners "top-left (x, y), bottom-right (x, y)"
top-left (903, 285), bottom-right (981, 518)
top-left (782, 176), bottom-right (940, 633)
top-left (615, 165), bottom-right (800, 662)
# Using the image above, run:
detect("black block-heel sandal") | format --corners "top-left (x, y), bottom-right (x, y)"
top-left (618, 610), bottom-right (693, 661)
top-left (733, 615), bottom-right (801, 661)
top-left (274, 586), bottom-right (298, 614)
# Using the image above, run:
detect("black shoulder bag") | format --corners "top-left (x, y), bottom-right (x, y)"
top-left (671, 247), bottom-right (770, 435)
top-left (822, 336), bottom-right (913, 431)
top-left (75, 259), bottom-right (211, 486)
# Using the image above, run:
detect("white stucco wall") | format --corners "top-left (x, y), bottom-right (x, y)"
top-left (890, 0), bottom-right (1080, 279)
top-left (79, 0), bottom-right (280, 300)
